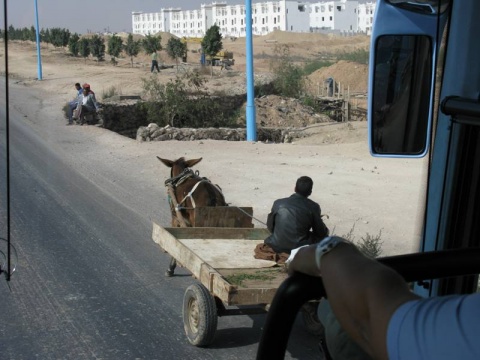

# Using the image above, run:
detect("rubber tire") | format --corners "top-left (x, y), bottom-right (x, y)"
top-left (301, 301), bottom-right (325, 337)
top-left (183, 283), bottom-right (218, 346)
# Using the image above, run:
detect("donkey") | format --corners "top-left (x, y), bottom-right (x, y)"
top-left (158, 156), bottom-right (227, 275)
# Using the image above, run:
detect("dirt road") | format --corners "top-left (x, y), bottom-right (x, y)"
top-left (2, 35), bottom-right (427, 256)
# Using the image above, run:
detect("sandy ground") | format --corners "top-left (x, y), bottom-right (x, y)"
top-left (1, 34), bottom-right (428, 256)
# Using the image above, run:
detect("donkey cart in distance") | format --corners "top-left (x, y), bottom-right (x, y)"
top-left (153, 157), bottom-right (322, 347)
top-left (152, 157), bottom-right (287, 347)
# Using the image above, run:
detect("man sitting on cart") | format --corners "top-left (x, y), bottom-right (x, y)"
top-left (255, 176), bottom-right (329, 263)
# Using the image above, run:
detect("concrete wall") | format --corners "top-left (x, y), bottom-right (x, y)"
top-left (334, 0), bottom-right (359, 32)
top-left (283, 1), bottom-right (310, 32)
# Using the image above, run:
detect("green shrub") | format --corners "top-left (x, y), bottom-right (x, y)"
top-left (341, 224), bottom-right (383, 258)
top-left (356, 231), bottom-right (383, 259)
top-left (270, 44), bottom-right (306, 98)
top-left (303, 60), bottom-right (333, 75)
top-left (141, 72), bottom-right (237, 128)
top-left (101, 86), bottom-right (120, 100)
top-left (62, 103), bottom-right (70, 119)
top-left (336, 48), bottom-right (370, 65)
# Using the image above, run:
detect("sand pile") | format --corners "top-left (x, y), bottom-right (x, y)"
top-left (307, 60), bottom-right (369, 95)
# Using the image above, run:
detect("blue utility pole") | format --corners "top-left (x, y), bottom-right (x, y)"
top-left (34, 0), bottom-right (43, 80)
top-left (245, 0), bottom-right (257, 141)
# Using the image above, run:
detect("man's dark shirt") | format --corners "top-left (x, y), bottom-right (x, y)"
top-left (264, 193), bottom-right (329, 253)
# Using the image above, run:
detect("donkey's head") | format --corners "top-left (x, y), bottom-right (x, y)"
top-left (157, 157), bottom-right (203, 178)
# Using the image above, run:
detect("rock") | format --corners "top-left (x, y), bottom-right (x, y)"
top-left (136, 126), bottom-right (150, 141)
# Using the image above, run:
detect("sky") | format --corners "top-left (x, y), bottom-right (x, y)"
top-left (1, 0), bottom-right (246, 34)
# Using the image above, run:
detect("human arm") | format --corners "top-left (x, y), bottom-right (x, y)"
top-left (266, 202), bottom-right (277, 233)
top-left (288, 239), bottom-right (420, 359)
top-left (88, 93), bottom-right (101, 111)
top-left (308, 202), bottom-right (329, 240)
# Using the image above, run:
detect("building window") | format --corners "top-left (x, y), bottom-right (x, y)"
top-left (330, 16), bottom-right (332, 21)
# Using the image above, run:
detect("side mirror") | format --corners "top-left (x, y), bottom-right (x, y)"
top-left (368, 0), bottom-right (449, 158)
top-left (370, 35), bottom-right (432, 156)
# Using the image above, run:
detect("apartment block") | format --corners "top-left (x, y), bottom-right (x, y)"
top-left (132, 0), bottom-right (376, 38)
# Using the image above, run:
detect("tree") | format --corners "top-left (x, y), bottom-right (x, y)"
top-left (40, 28), bottom-right (50, 44)
top-left (27, 26), bottom-right (36, 42)
top-left (78, 37), bottom-right (91, 63)
top-left (124, 33), bottom-right (141, 68)
top-left (141, 34), bottom-right (162, 55)
top-left (201, 24), bottom-right (223, 76)
top-left (107, 33), bottom-right (123, 65)
top-left (7, 25), bottom-right (16, 40)
top-left (166, 38), bottom-right (187, 72)
top-left (68, 33), bottom-right (80, 57)
top-left (90, 34), bottom-right (105, 62)
top-left (49, 27), bottom-right (70, 47)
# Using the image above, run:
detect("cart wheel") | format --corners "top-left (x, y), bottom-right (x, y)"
top-left (183, 283), bottom-right (218, 346)
top-left (301, 302), bottom-right (325, 337)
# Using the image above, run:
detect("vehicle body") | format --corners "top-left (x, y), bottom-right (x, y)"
top-left (181, 36), bottom-right (203, 45)
top-left (368, 0), bottom-right (480, 297)
top-left (181, 37), bottom-right (234, 66)
top-left (200, 50), bottom-right (235, 67)
top-left (258, 0), bottom-right (480, 358)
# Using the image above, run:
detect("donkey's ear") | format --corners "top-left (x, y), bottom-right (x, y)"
top-left (185, 158), bottom-right (203, 168)
top-left (157, 156), bottom-right (174, 168)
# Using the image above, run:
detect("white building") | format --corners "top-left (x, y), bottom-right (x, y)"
top-left (132, 0), bottom-right (376, 38)
top-left (357, 1), bottom-right (376, 34)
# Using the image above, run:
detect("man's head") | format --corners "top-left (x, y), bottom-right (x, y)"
top-left (82, 83), bottom-right (91, 92)
top-left (295, 176), bottom-right (313, 197)
top-left (75, 82), bottom-right (81, 90)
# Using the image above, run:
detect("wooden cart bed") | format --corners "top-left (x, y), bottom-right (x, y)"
top-left (152, 222), bottom-right (287, 306)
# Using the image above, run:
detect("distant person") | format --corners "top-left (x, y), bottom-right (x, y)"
top-left (255, 176), bottom-right (329, 263)
top-left (66, 82), bottom-right (83, 125)
top-left (73, 85), bottom-right (100, 125)
top-left (151, 50), bottom-right (160, 73)
top-left (82, 83), bottom-right (96, 99)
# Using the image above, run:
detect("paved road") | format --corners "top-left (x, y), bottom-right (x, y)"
top-left (0, 83), bottom-right (321, 359)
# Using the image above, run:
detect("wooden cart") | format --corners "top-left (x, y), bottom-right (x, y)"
top-left (151, 208), bottom-right (289, 347)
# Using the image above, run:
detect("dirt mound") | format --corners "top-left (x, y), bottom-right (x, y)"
top-left (116, 32), bottom-right (143, 41)
top-left (238, 95), bottom-right (332, 128)
top-left (154, 31), bottom-right (179, 44)
top-left (259, 30), bottom-right (370, 52)
top-left (307, 60), bottom-right (369, 94)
